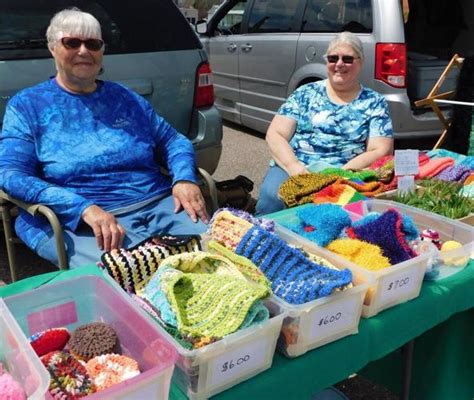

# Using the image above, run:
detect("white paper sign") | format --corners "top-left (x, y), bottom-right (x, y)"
top-left (394, 149), bottom-right (419, 176)
top-left (397, 175), bottom-right (415, 194)
top-left (208, 336), bottom-right (268, 389)
top-left (308, 296), bottom-right (360, 342)
top-left (379, 267), bottom-right (422, 306)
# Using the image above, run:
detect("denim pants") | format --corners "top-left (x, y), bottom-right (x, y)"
top-left (255, 165), bottom-right (289, 216)
top-left (36, 195), bottom-right (206, 268)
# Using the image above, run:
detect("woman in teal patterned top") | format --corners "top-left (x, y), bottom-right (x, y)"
top-left (0, 8), bottom-right (208, 267)
top-left (256, 32), bottom-right (394, 215)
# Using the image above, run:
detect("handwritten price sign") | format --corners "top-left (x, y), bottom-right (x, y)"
top-left (208, 337), bottom-right (268, 389)
top-left (379, 268), bottom-right (422, 306)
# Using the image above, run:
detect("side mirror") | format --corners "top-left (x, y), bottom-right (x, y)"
top-left (195, 20), bottom-right (208, 34)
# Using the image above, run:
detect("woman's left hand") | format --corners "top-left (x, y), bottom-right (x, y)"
top-left (172, 182), bottom-right (209, 224)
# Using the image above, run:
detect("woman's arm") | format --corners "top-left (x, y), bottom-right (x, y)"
top-left (266, 115), bottom-right (308, 176)
top-left (343, 136), bottom-right (393, 170)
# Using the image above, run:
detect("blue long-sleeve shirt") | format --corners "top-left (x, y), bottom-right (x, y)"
top-left (0, 78), bottom-right (198, 249)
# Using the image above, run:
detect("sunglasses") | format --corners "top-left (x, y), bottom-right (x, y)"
top-left (326, 55), bottom-right (359, 64)
top-left (61, 37), bottom-right (104, 51)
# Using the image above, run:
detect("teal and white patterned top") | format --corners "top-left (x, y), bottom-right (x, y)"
top-left (277, 80), bottom-right (393, 167)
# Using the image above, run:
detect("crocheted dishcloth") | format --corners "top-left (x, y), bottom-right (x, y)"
top-left (209, 210), bottom-right (254, 251)
top-left (319, 168), bottom-right (377, 181)
top-left (417, 157), bottom-right (454, 179)
top-left (278, 173), bottom-right (338, 207)
top-left (0, 363), bottom-right (26, 400)
top-left (68, 322), bottom-right (119, 362)
top-left (208, 207), bottom-right (275, 233)
top-left (86, 354), bottom-right (140, 392)
top-left (41, 351), bottom-right (96, 398)
top-left (139, 252), bottom-right (270, 339)
top-left (326, 238), bottom-right (391, 271)
top-left (239, 300), bottom-right (270, 329)
top-left (347, 209), bottom-right (417, 265)
top-left (207, 240), bottom-right (272, 290)
top-left (235, 225), bottom-right (352, 304)
top-left (284, 204), bottom-right (352, 247)
top-left (29, 327), bottom-right (70, 357)
top-left (100, 234), bottom-right (201, 293)
top-left (313, 183), bottom-right (366, 205)
top-left (434, 164), bottom-right (472, 183)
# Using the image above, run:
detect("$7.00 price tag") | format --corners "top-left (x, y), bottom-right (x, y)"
top-left (308, 296), bottom-right (360, 342)
top-left (379, 267), bottom-right (422, 306)
top-left (207, 336), bottom-right (269, 389)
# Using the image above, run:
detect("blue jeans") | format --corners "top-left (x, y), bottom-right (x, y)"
top-left (255, 165), bottom-right (289, 216)
top-left (36, 195), bottom-right (206, 268)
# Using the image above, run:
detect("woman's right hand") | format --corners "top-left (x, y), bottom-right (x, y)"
top-left (286, 161), bottom-right (309, 176)
top-left (81, 205), bottom-right (126, 252)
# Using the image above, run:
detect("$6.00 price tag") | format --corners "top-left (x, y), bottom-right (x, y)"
top-left (379, 268), bottom-right (421, 306)
top-left (208, 336), bottom-right (269, 389)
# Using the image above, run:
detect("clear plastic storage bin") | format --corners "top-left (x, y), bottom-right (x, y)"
top-left (3, 275), bottom-right (177, 400)
top-left (0, 299), bottom-right (49, 400)
top-left (273, 227), bottom-right (370, 357)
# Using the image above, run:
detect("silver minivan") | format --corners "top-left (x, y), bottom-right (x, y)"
top-left (198, 0), bottom-right (470, 140)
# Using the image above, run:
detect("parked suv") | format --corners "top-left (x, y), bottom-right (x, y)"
top-left (198, 0), bottom-right (470, 140)
top-left (0, 0), bottom-right (222, 173)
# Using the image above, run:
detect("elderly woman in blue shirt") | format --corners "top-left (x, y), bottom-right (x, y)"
top-left (256, 32), bottom-right (394, 216)
top-left (0, 8), bottom-right (208, 267)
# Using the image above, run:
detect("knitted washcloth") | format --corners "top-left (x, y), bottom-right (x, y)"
top-left (100, 235), bottom-right (201, 293)
top-left (235, 225), bottom-right (352, 304)
top-left (326, 238), bottom-right (391, 271)
top-left (208, 207), bottom-right (275, 233)
top-left (319, 168), bottom-right (377, 181)
top-left (313, 183), bottom-right (366, 205)
top-left (278, 173), bottom-right (338, 207)
top-left (210, 210), bottom-right (254, 250)
top-left (139, 252), bottom-right (270, 339)
top-left (347, 209), bottom-right (418, 265)
top-left (434, 164), bottom-right (472, 183)
top-left (285, 204), bottom-right (352, 247)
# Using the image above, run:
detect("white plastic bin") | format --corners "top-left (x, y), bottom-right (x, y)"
top-left (3, 275), bottom-right (177, 400)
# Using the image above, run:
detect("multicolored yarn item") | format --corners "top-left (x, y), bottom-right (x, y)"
top-left (313, 182), bottom-right (366, 205)
top-left (434, 164), bottom-right (472, 183)
top-left (29, 327), bottom-right (70, 357)
top-left (0, 362), bottom-right (26, 400)
top-left (417, 157), bottom-right (454, 179)
top-left (319, 168), bottom-right (377, 181)
top-left (68, 322), bottom-right (119, 362)
top-left (235, 225), bottom-right (352, 304)
top-left (208, 207), bottom-right (275, 233)
top-left (347, 209), bottom-right (418, 265)
top-left (326, 238), bottom-right (391, 271)
top-left (210, 210), bottom-right (254, 251)
top-left (41, 351), bottom-right (96, 398)
top-left (287, 204), bottom-right (352, 247)
top-left (139, 252), bottom-right (270, 339)
top-left (86, 354), bottom-right (140, 392)
top-left (278, 173), bottom-right (338, 207)
top-left (100, 234), bottom-right (202, 293)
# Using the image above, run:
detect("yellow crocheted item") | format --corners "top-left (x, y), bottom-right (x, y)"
top-left (278, 173), bottom-right (338, 207)
top-left (210, 210), bottom-right (253, 251)
top-left (326, 238), bottom-right (391, 271)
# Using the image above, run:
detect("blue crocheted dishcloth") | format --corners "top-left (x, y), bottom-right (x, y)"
top-left (235, 226), bottom-right (352, 304)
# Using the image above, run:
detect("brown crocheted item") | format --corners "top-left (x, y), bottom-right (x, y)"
top-left (335, 178), bottom-right (385, 197)
top-left (278, 173), bottom-right (338, 207)
top-left (68, 323), bottom-right (119, 362)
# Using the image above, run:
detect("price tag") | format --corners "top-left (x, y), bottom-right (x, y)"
top-left (308, 296), bottom-right (360, 342)
top-left (394, 149), bottom-right (419, 176)
top-left (397, 175), bottom-right (415, 194)
top-left (207, 336), bottom-right (268, 389)
top-left (379, 268), bottom-right (422, 306)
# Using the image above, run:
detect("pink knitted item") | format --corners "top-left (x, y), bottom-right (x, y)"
top-left (0, 363), bottom-right (26, 400)
top-left (416, 157), bottom-right (454, 179)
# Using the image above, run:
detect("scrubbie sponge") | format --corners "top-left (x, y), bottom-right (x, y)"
top-left (29, 327), bottom-right (70, 357)
top-left (0, 363), bottom-right (26, 400)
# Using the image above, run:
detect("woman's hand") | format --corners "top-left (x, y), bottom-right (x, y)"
top-left (287, 161), bottom-right (309, 176)
top-left (81, 205), bottom-right (126, 252)
top-left (172, 182), bottom-right (209, 224)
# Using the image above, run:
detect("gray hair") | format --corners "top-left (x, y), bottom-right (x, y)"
top-left (46, 7), bottom-right (102, 50)
top-left (325, 31), bottom-right (364, 63)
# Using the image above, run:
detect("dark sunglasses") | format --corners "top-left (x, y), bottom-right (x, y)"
top-left (326, 54), bottom-right (359, 64)
top-left (61, 37), bottom-right (104, 51)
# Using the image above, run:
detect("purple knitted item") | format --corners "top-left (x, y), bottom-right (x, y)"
top-left (347, 209), bottom-right (417, 265)
top-left (434, 165), bottom-right (471, 183)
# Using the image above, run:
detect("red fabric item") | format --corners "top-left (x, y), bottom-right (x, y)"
top-left (30, 328), bottom-right (70, 357)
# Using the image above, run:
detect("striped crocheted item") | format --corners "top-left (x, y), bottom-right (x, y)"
top-left (319, 168), bottom-right (377, 181)
top-left (434, 165), bottom-right (471, 183)
top-left (347, 209), bottom-right (418, 265)
top-left (100, 235), bottom-right (201, 293)
top-left (326, 238), bottom-right (391, 271)
top-left (209, 210), bottom-right (254, 250)
top-left (235, 226), bottom-right (352, 304)
top-left (139, 252), bottom-right (270, 339)
top-left (208, 207), bottom-right (275, 233)
top-left (278, 173), bottom-right (338, 207)
top-left (313, 182), bottom-right (366, 205)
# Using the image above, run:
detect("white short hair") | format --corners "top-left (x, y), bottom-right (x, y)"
top-left (46, 7), bottom-right (102, 50)
top-left (325, 31), bottom-right (364, 63)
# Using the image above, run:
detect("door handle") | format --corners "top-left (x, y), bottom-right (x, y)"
top-left (227, 44), bottom-right (237, 52)
top-left (241, 43), bottom-right (253, 52)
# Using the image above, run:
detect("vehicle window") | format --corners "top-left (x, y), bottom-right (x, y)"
top-left (248, 0), bottom-right (300, 33)
top-left (0, 0), bottom-right (201, 61)
top-left (302, 0), bottom-right (372, 33)
top-left (216, 1), bottom-right (247, 35)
